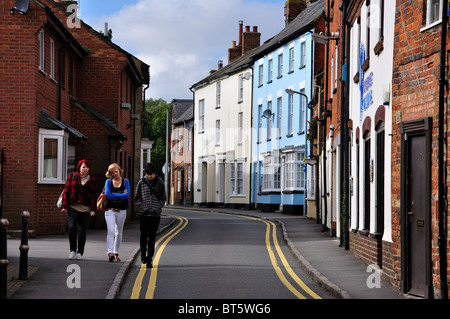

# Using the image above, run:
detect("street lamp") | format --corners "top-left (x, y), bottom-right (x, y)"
top-left (285, 88), bottom-right (312, 109)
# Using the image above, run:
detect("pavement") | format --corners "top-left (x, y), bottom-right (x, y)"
top-left (2, 206), bottom-right (404, 300)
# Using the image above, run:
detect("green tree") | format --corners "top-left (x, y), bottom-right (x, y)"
top-left (142, 98), bottom-right (171, 178)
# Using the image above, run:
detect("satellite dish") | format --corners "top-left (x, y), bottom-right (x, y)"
top-left (262, 109), bottom-right (273, 119)
top-left (11, 0), bottom-right (30, 15)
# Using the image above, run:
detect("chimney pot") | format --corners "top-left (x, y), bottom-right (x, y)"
top-left (245, 25), bottom-right (250, 32)
top-left (253, 26), bottom-right (258, 32)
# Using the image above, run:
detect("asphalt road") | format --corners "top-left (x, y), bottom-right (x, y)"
top-left (118, 208), bottom-right (334, 300)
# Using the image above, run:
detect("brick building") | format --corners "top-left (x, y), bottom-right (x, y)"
top-left (0, 0), bottom-right (149, 234)
top-left (390, 0), bottom-right (449, 299)
top-left (169, 99), bottom-right (193, 206)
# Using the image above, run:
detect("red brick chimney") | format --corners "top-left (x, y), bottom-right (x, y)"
top-left (228, 21), bottom-right (244, 63)
top-left (242, 26), bottom-right (261, 55)
top-left (228, 21), bottom-right (261, 63)
top-left (284, 0), bottom-right (307, 26)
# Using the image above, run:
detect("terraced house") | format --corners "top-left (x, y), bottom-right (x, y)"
top-left (252, 0), bottom-right (325, 215)
top-left (0, 0), bottom-right (149, 234)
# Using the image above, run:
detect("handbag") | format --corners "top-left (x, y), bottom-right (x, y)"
top-left (56, 189), bottom-right (64, 208)
top-left (97, 189), bottom-right (107, 211)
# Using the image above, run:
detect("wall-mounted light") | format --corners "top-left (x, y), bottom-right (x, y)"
top-left (383, 83), bottom-right (390, 106)
top-left (285, 88), bottom-right (312, 109)
top-left (11, 0), bottom-right (29, 15)
top-left (329, 125), bottom-right (335, 138)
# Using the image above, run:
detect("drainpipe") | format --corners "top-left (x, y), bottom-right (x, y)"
top-left (438, 0), bottom-right (448, 299)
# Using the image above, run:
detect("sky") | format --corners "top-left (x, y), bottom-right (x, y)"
top-left (76, 0), bottom-right (286, 102)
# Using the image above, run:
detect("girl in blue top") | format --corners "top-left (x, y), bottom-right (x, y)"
top-left (104, 163), bottom-right (130, 262)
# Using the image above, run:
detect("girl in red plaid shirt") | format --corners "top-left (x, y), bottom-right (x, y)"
top-left (61, 159), bottom-right (97, 260)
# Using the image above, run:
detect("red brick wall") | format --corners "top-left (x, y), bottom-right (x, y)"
top-left (392, 0), bottom-right (449, 298)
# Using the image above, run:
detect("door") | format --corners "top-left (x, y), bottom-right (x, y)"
top-left (401, 118), bottom-right (431, 298)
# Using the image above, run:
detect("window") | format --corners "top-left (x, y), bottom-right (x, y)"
top-left (258, 104), bottom-right (262, 143)
top-left (38, 129), bottom-right (68, 184)
top-left (378, 0), bottom-right (385, 41)
top-left (366, 2), bottom-right (370, 59)
top-left (289, 46), bottom-right (295, 72)
top-left (216, 81), bottom-right (221, 108)
top-left (262, 155), bottom-right (281, 191)
top-left (300, 39), bottom-right (306, 68)
top-left (284, 152), bottom-right (305, 190)
top-left (39, 30), bottom-right (45, 72)
top-left (268, 58), bottom-right (273, 82)
top-left (49, 38), bottom-right (55, 80)
top-left (187, 127), bottom-right (192, 152)
top-left (231, 161), bottom-right (245, 196)
top-left (187, 165), bottom-right (192, 192)
top-left (238, 112), bottom-right (243, 144)
top-left (199, 99), bottom-right (205, 133)
top-left (259, 64), bottom-right (264, 86)
top-left (288, 92), bottom-right (294, 136)
top-left (267, 100), bottom-right (272, 140)
top-left (426, 0), bottom-right (442, 25)
top-left (278, 53), bottom-right (283, 77)
top-left (239, 75), bottom-right (244, 102)
top-left (299, 88), bottom-right (306, 133)
top-left (177, 170), bottom-right (181, 192)
top-left (215, 120), bottom-right (220, 146)
top-left (277, 97), bottom-right (282, 138)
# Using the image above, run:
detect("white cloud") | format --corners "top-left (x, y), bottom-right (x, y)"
top-left (85, 0), bottom-right (284, 101)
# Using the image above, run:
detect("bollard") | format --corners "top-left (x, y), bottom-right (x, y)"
top-left (18, 211), bottom-right (30, 280)
top-left (0, 218), bottom-right (9, 299)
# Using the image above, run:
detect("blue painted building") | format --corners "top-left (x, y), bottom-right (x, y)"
top-left (251, 0), bottom-right (325, 214)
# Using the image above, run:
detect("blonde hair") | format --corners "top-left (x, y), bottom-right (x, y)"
top-left (105, 163), bottom-right (124, 178)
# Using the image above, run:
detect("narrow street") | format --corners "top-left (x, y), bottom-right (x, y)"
top-left (118, 208), bottom-right (334, 299)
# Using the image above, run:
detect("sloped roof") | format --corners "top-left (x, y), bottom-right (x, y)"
top-left (38, 109), bottom-right (87, 139)
top-left (172, 99), bottom-right (193, 125)
top-left (190, 0), bottom-right (325, 90)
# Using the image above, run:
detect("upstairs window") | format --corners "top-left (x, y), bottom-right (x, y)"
top-left (39, 30), bottom-right (45, 72)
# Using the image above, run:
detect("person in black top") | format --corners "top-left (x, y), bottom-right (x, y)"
top-left (104, 163), bottom-right (130, 262)
top-left (134, 162), bottom-right (166, 268)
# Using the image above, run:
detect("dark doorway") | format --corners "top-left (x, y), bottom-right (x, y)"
top-left (400, 118), bottom-right (432, 298)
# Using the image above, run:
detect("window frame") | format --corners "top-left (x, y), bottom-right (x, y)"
top-left (38, 128), bottom-right (68, 184)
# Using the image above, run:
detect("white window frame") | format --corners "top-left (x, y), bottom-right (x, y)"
top-left (277, 96), bottom-right (282, 138)
top-left (215, 119), bottom-right (221, 146)
top-left (49, 38), bottom-right (55, 80)
top-left (283, 151), bottom-right (305, 190)
top-left (299, 87), bottom-right (306, 133)
top-left (187, 165), bottom-right (192, 192)
top-left (426, 0), bottom-right (442, 26)
top-left (267, 100), bottom-right (272, 140)
top-left (216, 81), bottom-right (221, 108)
top-left (177, 170), bottom-right (181, 193)
top-left (288, 92), bottom-right (294, 135)
top-left (278, 52), bottom-right (283, 77)
top-left (239, 75), bottom-right (244, 102)
top-left (238, 112), bottom-right (243, 145)
top-left (199, 99), bottom-right (205, 133)
top-left (39, 30), bottom-right (45, 72)
top-left (300, 37), bottom-right (306, 68)
top-left (38, 129), bottom-right (68, 184)
top-left (230, 160), bottom-right (245, 196)
top-left (268, 57), bottom-right (273, 82)
top-left (259, 63), bottom-right (264, 86)
top-left (289, 46), bottom-right (295, 72)
top-left (262, 154), bottom-right (281, 191)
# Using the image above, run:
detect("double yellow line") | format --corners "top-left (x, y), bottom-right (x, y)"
top-left (130, 215), bottom-right (188, 299)
top-left (260, 218), bottom-right (322, 299)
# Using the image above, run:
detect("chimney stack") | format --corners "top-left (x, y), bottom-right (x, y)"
top-left (242, 25), bottom-right (261, 55)
top-left (284, 0), bottom-right (307, 26)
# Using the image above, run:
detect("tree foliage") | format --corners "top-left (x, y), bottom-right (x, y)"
top-left (142, 98), bottom-right (172, 177)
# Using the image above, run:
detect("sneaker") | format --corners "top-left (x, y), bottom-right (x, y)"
top-left (76, 253), bottom-right (82, 260)
top-left (68, 251), bottom-right (76, 260)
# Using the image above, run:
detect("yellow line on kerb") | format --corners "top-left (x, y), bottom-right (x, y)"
top-left (130, 215), bottom-right (188, 299)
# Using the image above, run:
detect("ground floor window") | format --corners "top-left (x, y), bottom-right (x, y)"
top-left (38, 129), bottom-right (68, 184)
top-left (231, 161), bottom-right (245, 196)
top-left (262, 154), bottom-right (281, 191)
top-left (284, 151), bottom-right (305, 190)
